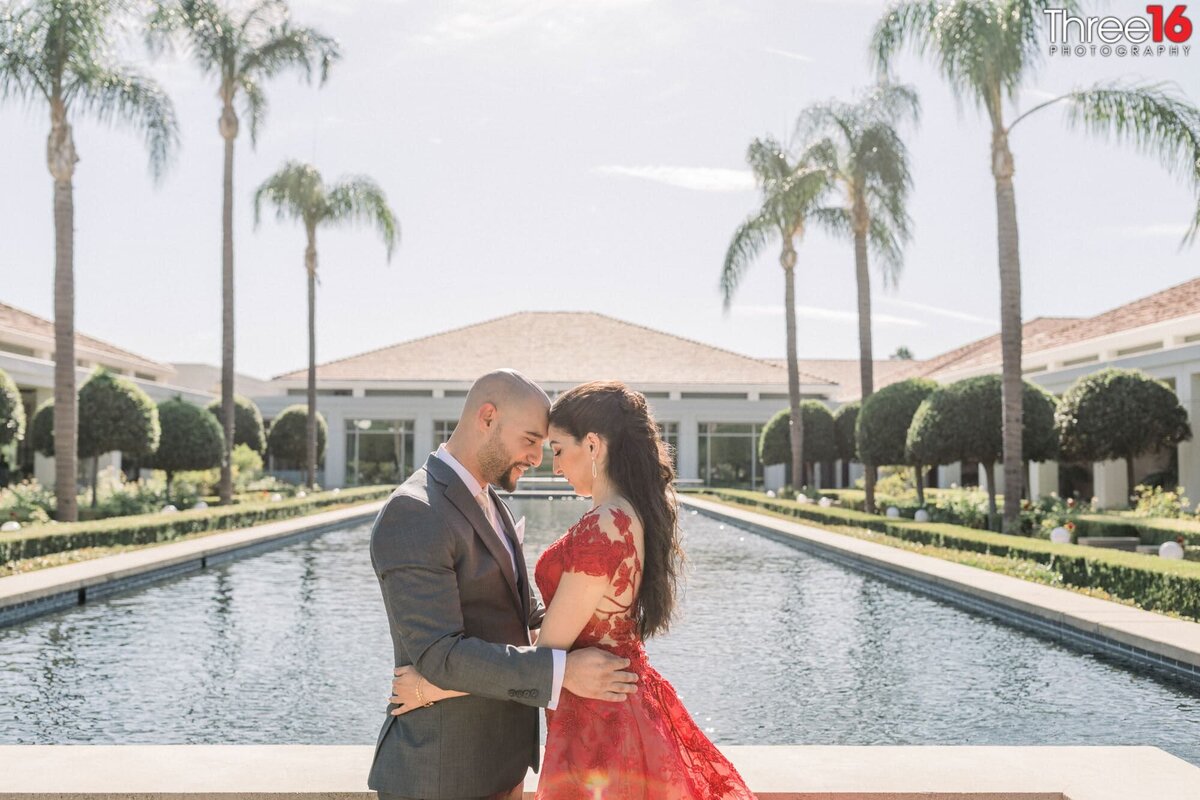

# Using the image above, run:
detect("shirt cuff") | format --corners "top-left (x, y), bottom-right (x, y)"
top-left (547, 649), bottom-right (566, 710)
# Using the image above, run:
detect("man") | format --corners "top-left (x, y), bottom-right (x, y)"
top-left (368, 369), bottom-right (638, 800)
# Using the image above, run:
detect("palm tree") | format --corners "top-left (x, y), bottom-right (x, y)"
top-left (1, 0), bottom-right (178, 522)
top-left (872, 0), bottom-right (1200, 530)
top-left (147, 0), bottom-right (339, 504)
top-left (795, 82), bottom-right (919, 514)
top-left (254, 161), bottom-right (398, 488)
top-left (722, 138), bottom-right (831, 491)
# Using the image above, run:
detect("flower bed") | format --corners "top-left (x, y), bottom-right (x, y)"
top-left (693, 488), bottom-right (1200, 620)
top-left (0, 486), bottom-right (391, 564)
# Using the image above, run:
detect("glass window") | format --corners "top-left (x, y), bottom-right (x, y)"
top-left (435, 420), bottom-right (457, 445)
top-left (698, 422), bottom-right (762, 488)
top-left (345, 419), bottom-right (415, 487)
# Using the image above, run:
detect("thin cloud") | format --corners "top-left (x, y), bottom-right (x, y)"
top-left (878, 297), bottom-right (997, 326)
top-left (766, 46), bottom-right (813, 63)
top-left (595, 165), bottom-right (756, 192)
top-left (733, 304), bottom-right (921, 327)
top-left (1111, 223), bottom-right (1190, 238)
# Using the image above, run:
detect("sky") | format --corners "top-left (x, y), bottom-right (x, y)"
top-left (2, 0), bottom-right (1198, 381)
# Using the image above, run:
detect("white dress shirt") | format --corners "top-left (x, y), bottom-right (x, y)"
top-left (435, 445), bottom-right (565, 709)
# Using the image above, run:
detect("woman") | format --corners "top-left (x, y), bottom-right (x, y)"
top-left (392, 381), bottom-right (755, 799)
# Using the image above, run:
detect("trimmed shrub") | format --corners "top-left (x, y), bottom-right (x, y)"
top-left (150, 398), bottom-right (225, 500)
top-left (760, 401), bottom-right (836, 484)
top-left (833, 401), bottom-right (859, 463)
top-left (1056, 368), bottom-right (1192, 503)
top-left (207, 394), bottom-right (267, 454)
top-left (858, 378), bottom-right (937, 503)
top-left (29, 400), bottom-right (54, 456)
top-left (906, 375), bottom-right (1058, 517)
top-left (267, 404), bottom-right (328, 465)
top-left (0, 367), bottom-right (25, 447)
top-left (697, 488), bottom-right (1200, 620)
top-left (858, 378), bottom-right (938, 466)
top-left (0, 486), bottom-right (392, 563)
top-left (77, 370), bottom-right (160, 505)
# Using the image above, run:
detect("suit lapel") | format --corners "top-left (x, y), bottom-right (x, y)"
top-left (427, 455), bottom-right (523, 614)
top-left (490, 487), bottom-right (531, 621)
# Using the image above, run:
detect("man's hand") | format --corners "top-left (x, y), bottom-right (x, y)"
top-left (563, 647), bottom-right (638, 702)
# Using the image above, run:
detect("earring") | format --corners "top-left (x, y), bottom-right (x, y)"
top-left (591, 457), bottom-right (597, 479)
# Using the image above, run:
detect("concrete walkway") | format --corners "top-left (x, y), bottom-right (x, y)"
top-left (0, 744), bottom-right (1197, 799)
top-left (0, 500), bottom-right (385, 627)
top-left (681, 495), bottom-right (1200, 682)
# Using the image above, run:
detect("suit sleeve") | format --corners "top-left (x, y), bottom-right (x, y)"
top-left (370, 493), bottom-right (554, 708)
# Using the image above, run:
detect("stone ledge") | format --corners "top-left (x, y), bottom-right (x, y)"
top-left (681, 496), bottom-right (1200, 681)
top-left (0, 745), bottom-right (1197, 799)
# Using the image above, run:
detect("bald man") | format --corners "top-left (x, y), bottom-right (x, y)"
top-left (367, 370), bottom-right (637, 800)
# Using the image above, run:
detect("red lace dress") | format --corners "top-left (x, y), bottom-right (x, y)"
top-left (533, 507), bottom-right (756, 800)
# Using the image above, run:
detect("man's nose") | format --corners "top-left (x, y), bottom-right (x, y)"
top-left (530, 447), bottom-right (544, 468)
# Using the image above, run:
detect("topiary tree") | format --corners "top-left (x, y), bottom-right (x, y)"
top-left (0, 367), bottom-right (25, 451)
top-left (30, 400), bottom-right (54, 457)
top-left (857, 377), bottom-right (938, 504)
top-left (1056, 368), bottom-right (1192, 506)
top-left (206, 395), bottom-right (267, 455)
top-left (77, 370), bottom-right (161, 506)
top-left (833, 401), bottom-right (859, 488)
top-left (760, 401), bottom-right (836, 487)
top-left (149, 397), bottom-right (225, 502)
top-left (906, 374), bottom-right (1057, 520)
top-left (267, 405), bottom-right (327, 473)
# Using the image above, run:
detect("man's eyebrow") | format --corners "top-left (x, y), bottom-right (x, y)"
top-left (525, 430), bottom-right (544, 439)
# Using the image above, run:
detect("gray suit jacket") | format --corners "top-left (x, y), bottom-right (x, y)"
top-left (367, 454), bottom-right (554, 799)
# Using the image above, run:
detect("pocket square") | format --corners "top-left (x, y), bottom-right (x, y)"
top-left (514, 516), bottom-right (526, 546)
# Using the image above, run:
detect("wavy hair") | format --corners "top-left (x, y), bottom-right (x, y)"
top-left (549, 380), bottom-right (683, 639)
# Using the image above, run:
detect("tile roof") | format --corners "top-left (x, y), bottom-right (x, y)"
top-left (910, 317), bottom-right (1081, 379)
top-left (274, 311), bottom-right (836, 387)
top-left (0, 300), bottom-right (169, 372)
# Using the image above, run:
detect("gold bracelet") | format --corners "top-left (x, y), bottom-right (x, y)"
top-left (416, 677), bottom-right (435, 708)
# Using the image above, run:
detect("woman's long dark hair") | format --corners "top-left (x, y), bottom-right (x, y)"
top-left (549, 380), bottom-right (683, 639)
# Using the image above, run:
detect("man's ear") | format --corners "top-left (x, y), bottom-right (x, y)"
top-left (478, 402), bottom-right (498, 429)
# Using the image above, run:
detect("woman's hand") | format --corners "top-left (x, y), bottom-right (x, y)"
top-left (389, 666), bottom-right (464, 715)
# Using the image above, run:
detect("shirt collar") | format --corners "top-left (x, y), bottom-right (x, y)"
top-left (436, 444), bottom-right (487, 498)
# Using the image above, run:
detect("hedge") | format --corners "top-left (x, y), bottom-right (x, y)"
top-left (1073, 514), bottom-right (1200, 547)
top-left (694, 488), bottom-right (1200, 620)
top-left (0, 486), bottom-right (392, 564)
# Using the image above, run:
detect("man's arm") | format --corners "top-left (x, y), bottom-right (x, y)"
top-left (371, 493), bottom-right (553, 708)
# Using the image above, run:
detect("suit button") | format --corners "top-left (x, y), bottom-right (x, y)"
top-left (530, 689), bottom-right (539, 698)
top-left (508, 690), bottom-right (517, 698)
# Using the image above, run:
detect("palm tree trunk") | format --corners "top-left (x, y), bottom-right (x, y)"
top-left (781, 244), bottom-right (804, 493)
top-left (218, 102), bottom-right (238, 505)
top-left (49, 104), bottom-right (78, 523)
top-left (992, 124), bottom-right (1024, 532)
top-left (852, 193), bottom-right (877, 513)
top-left (305, 227), bottom-right (318, 489)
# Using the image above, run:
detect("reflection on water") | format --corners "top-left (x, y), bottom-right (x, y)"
top-left (0, 496), bottom-right (1198, 766)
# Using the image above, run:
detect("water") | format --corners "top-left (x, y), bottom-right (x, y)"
top-left (1, 497), bottom-right (1198, 766)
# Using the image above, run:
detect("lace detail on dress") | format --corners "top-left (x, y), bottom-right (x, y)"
top-left (533, 507), bottom-right (756, 800)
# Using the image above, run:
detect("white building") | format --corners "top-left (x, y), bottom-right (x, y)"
top-left (811, 277), bottom-right (1200, 507)
top-left (0, 302), bottom-right (213, 485)
top-left (4, 276), bottom-right (1198, 502)
top-left (256, 311), bottom-right (835, 489)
